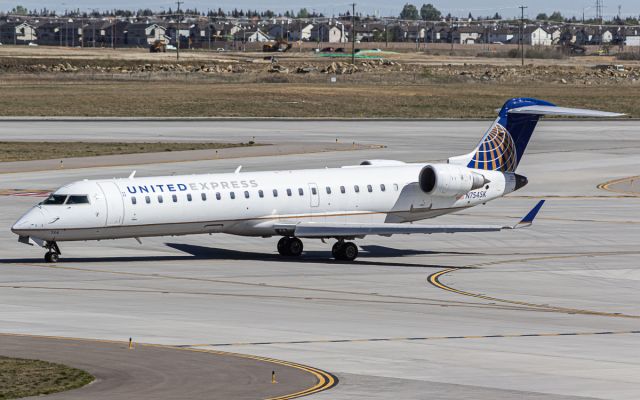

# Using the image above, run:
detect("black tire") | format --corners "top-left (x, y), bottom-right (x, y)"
top-left (277, 237), bottom-right (291, 256)
top-left (288, 238), bottom-right (303, 257)
top-left (44, 252), bottom-right (59, 263)
top-left (341, 242), bottom-right (358, 261)
top-left (332, 242), bottom-right (343, 259)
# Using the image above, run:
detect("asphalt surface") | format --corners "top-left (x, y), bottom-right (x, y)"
top-left (1, 334), bottom-right (322, 400)
top-left (0, 120), bottom-right (639, 400)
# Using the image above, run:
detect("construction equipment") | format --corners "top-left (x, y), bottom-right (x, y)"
top-left (263, 40), bottom-right (292, 53)
top-left (149, 40), bottom-right (167, 53)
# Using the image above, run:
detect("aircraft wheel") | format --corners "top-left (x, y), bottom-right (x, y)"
top-left (277, 237), bottom-right (291, 256)
top-left (44, 252), bottom-right (59, 263)
top-left (331, 242), bottom-right (343, 259)
top-left (341, 242), bottom-right (358, 261)
top-left (288, 238), bottom-right (304, 257)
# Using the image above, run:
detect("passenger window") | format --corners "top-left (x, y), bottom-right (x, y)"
top-left (273, 189), bottom-right (278, 197)
top-left (286, 189), bottom-right (292, 197)
top-left (311, 187), bottom-right (317, 195)
top-left (258, 190), bottom-right (264, 198)
top-left (380, 184), bottom-right (386, 192)
top-left (201, 193), bottom-right (207, 201)
top-left (131, 196), bottom-right (137, 205)
top-left (145, 196), bottom-right (150, 204)
top-left (216, 192), bottom-right (221, 200)
top-left (158, 195), bottom-right (163, 203)
top-left (187, 193), bottom-right (192, 201)
top-left (326, 186), bottom-right (331, 194)
top-left (230, 192), bottom-right (236, 199)
top-left (244, 191), bottom-right (250, 199)
top-left (172, 194), bottom-right (177, 203)
top-left (298, 188), bottom-right (304, 196)
top-left (340, 186), bottom-right (346, 194)
top-left (67, 195), bottom-right (90, 204)
top-left (367, 184), bottom-right (373, 193)
top-left (393, 183), bottom-right (399, 191)
top-left (354, 185), bottom-right (360, 193)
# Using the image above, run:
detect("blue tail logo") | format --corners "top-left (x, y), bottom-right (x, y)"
top-left (468, 122), bottom-right (517, 171)
top-left (467, 98), bottom-right (556, 172)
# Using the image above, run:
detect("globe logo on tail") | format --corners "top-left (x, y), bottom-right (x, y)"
top-left (470, 123), bottom-right (517, 172)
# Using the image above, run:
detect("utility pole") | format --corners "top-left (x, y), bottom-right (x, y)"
top-left (176, 0), bottom-right (183, 61)
top-left (351, 3), bottom-right (356, 65)
top-left (519, 5), bottom-right (527, 67)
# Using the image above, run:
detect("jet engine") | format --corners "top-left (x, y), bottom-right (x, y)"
top-left (419, 164), bottom-right (488, 196)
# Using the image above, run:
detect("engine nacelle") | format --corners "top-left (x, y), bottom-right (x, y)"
top-left (419, 164), bottom-right (488, 196)
top-left (359, 160), bottom-right (406, 166)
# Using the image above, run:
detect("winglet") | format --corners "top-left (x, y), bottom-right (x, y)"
top-left (514, 200), bottom-right (545, 228)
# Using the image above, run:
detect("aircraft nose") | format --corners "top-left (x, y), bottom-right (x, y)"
top-left (514, 174), bottom-right (528, 190)
top-left (11, 208), bottom-right (46, 234)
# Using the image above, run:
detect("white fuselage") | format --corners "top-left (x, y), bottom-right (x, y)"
top-left (11, 163), bottom-right (517, 242)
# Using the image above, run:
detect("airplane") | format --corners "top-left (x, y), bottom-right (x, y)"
top-left (11, 98), bottom-right (623, 263)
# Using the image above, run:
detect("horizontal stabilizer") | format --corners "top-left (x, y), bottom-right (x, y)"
top-left (508, 105), bottom-right (624, 118)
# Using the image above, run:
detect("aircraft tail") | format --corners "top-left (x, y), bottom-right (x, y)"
top-left (448, 97), bottom-right (624, 172)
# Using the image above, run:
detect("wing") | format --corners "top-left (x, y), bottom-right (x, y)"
top-left (274, 200), bottom-right (545, 239)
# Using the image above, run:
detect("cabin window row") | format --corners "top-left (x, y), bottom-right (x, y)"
top-left (130, 183), bottom-right (399, 205)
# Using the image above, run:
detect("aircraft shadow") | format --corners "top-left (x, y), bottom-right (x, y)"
top-left (0, 243), bottom-right (476, 269)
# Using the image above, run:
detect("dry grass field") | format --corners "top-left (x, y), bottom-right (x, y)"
top-left (0, 79), bottom-right (636, 118)
top-left (0, 356), bottom-right (93, 399)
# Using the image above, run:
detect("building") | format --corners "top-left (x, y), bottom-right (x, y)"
top-left (624, 28), bottom-right (640, 46)
top-left (233, 28), bottom-right (270, 42)
top-left (0, 21), bottom-right (37, 44)
top-left (126, 23), bottom-right (168, 46)
top-left (521, 26), bottom-right (552, 46)
top-left (310, 23), bottom-right (346, 43)
top-left (487, 27), bottom-right (515, 44)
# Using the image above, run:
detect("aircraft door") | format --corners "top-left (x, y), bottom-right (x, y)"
top-left (97, 182), bottom-right (125, 226)
top-left (308, 183), bottom-right (320, 208)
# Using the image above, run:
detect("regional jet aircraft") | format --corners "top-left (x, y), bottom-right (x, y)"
top-left (11, 98), bottom-right (623, 262)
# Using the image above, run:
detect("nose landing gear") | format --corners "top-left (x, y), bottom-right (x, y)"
top-left (44, 241), bottom-right (61, 263)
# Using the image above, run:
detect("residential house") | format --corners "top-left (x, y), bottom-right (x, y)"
top-left (36, 21), bottom-right (63, 45)
top-left (520, 26), bottom-right (552, 46)
top-left (487, 27), bottom-right (515, 44)
top-left (454, 26), bottom-right (484, 44)
top-left (126, 22), bottom-right (167, 46)
top-left (0, 21), bottom-right (37, 44)
top-left (309, 23), bottom-right (346, 43)
top-left (233, 28), bottom-right (270, 42)
top-left (624, 28), bottom-right (640, 46)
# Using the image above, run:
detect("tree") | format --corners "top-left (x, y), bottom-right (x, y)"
top-left (11, 5), bottom-right (28, 15)
top-left (536, 13), bottom-right (548, 20)
top-left (420, 3), bottom-right (441, 21)
top-left (400, 3), bottom-right (420, 20)
top-left (297, 8), bottom-right (309, 18)
top-left (549, 11), bottom-right (563, 22)
top-left (492, 12), bottom-right (502, 20)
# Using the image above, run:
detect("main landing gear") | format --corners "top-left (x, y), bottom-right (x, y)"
top-left (44, 241), bottom-right (61, 263)
top-left (277, 237), bottom-right (304, 257)
top-left (276, 237), bottom-right (359, 261)
top-left (332, 240), bottom-right (358, 261)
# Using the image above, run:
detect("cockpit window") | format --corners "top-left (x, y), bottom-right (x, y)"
top-left (66, 195), bottom-right (90, 204)
top-left (41, 194), bottom-right (67, 205)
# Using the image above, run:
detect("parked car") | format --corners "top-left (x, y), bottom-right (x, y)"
top-left (320, 47), bottom-right (335, 52)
